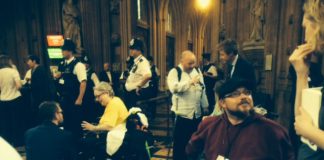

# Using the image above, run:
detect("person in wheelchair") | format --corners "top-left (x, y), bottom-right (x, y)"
top-left (80, 82), bottom-right (129, 159)
top-left (112, 107), bottom-right (152, 160)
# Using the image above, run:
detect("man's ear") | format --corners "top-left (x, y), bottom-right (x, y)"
top-left (53, 112), bottom-right (59, 121)
top-left (219, 99), bottom-right (226, 110)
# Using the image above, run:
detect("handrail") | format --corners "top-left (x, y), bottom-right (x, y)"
top-left (136, 92), bottom-right (171, 105)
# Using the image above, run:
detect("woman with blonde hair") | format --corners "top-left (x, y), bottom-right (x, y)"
top-left (80, 82), bottom-right (129, 159)
top-left (289, 0), bottom-right (324, 159)
top-left (0, 55), bottom-right (23, 147)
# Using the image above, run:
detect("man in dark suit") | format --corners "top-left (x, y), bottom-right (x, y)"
top-left (25, 101), bottom-right (76, 160)
top-left (26, 55), bottom-right (53, 106)
top-left (26, 55), bottom-right (55, 126)
top-left (99, 62), bottom-right (117, 93)
top-left (218, 39), bottom-right (256, 89)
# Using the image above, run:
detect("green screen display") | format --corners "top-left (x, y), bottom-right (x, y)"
top-left (48, 48), bottom-right (63, 59)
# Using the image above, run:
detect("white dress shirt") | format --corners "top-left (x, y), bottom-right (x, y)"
top-left (230, 54), bottom-right (239, 78)
top-left (106, 71), bottom-right (113, 84)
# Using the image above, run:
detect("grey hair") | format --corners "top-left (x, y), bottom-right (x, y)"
top-left (93, 82), bottom-right (115, 97)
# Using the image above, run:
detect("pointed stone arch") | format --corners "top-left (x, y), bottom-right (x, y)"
top-left (153, 0), bottom-right (169, 89)
top-left (170, 0), bottom-right (193, 64)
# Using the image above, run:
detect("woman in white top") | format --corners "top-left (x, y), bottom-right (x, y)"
top-left (0, 55), bottom-right (23, 147)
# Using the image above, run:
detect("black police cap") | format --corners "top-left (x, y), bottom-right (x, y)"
top-left (61, 39), bottom-right (76, 52)
top-left (129, 38), bottom-right (144, 52)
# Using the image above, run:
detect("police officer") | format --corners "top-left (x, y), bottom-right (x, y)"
top-left (80, 55), bottom-right (102, 123)
top-left (54, 39), bottom-right (87, 139)
top-left (124, 38), bottom-right (152, 108)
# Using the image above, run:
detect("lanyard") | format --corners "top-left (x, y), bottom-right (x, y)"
top-left (224, 124), bottom-right (243, 158)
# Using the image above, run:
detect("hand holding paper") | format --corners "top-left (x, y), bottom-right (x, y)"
top-left (298, 87), bottom-right (322, 151)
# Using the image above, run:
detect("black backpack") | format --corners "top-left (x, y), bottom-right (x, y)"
top-left (174, 66), bottom-right (201, 82)
top-left (149, 65), bottom-right (159, 88)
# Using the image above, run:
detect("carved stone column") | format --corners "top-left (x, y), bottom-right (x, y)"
top-left (191, 2), bottom-right (214, 63)
top-left (209, 0), bottom-right (221, 63)
top-left (119, 0), bottom-right (132, 71)
top-left (155, 0), bottom-right (169, 90)
top-left (172, 0), bottom-right (192, 64)
top-left (192, 15), bottom-right (208, 63)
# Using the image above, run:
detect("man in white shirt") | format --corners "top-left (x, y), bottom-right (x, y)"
top-left (124, 38), bottom-right (152, 108)
top-left (167, 50), bottom-right (208, 160)
top-left (54, 39), bottom-right (87, 139)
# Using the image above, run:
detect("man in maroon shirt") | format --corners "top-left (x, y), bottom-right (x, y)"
top-left (186, 78), bottom-right (295, 160)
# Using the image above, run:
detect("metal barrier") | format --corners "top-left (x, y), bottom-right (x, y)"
top-left (136, 92), bottom-right (173, 159)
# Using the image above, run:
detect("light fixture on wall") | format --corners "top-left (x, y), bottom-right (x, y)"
top-left (196, 0), bottom-right (211, 11)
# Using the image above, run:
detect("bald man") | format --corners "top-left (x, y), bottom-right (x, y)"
top-left (167, 50), bottom-right (209, 160)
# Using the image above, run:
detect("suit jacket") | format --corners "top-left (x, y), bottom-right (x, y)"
top-left (30, 66), bottom-right (53, 107)
top-left (25, 122), bottom-right (75, 160)
top-left (99, 70), bottom-right (113, 83)
top-left (231, 56), bottom-right (257, 89)
top-left (99, 70), bottom-right (119, 91)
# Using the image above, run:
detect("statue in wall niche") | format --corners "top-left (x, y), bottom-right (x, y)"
top-left (219, 24), bottom-right (226, 42)
top-left (62, 0), bottom-right (82, 53)
top-left (110, 0), bottom-right (120, 15)
top-left (111, 33), bottom-right (121, 46)
top-left (249, 0), bottom-right (266, 41)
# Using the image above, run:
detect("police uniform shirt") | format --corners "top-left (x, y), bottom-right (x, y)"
top-left (125, 55), bottom-right (152, 91)
top-left (63, 57), bottom-right (87, 83)
top-left (89, 71), bottom-right (99, 86)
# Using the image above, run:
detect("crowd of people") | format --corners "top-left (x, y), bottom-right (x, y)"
top-left (0, 37), bottom-right (156, 160)
top-left (1, 0), bottom-right (324, 159)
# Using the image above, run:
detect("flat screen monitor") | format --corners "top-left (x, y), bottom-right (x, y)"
top-left (48, 48), bottom-right (63, 59)
top-left (47, 35), bottom-right (64, 47)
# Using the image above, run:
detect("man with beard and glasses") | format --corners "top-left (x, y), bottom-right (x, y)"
top-left (186, 78), bottom-right (295, 160)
